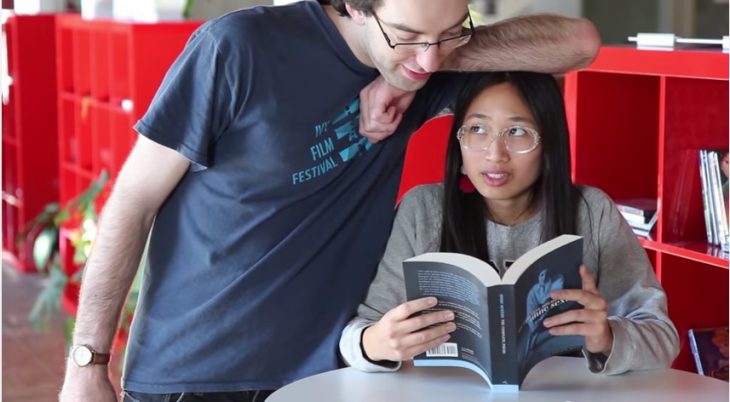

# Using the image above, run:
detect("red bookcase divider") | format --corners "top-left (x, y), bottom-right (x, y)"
top-left (1, 15), bottom-right (60, 272)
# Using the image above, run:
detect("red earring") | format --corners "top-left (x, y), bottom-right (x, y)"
top-left (459, 175), bottom-right (476, 193)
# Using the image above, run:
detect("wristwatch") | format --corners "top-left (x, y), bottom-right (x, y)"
top-left (70, 344), bottom-right (110, 367)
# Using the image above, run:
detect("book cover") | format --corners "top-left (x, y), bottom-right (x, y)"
top-left (688, 327), bottom-right (729, 381)
top-left (402, 234), bottom-right (584, 391)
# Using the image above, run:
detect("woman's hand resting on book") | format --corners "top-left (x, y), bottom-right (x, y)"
top-left (542, 265), bottom-right (614, 355)
top-left (362, 297), bottom-right (457, 363)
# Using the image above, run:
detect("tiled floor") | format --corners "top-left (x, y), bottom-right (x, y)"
top-left (2, 261), bottom-right (121, 401)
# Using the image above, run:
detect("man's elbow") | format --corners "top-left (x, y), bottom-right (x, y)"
top-left (574, 18), bottom-right (601, 69)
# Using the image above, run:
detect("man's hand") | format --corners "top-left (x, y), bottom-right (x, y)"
top-left (358, 76), bottom-right (416, 143)
top-left (543, 265), bottom-right (613, 354)
top-left (59, 364), bottom-right (117, 402)
top-left (362, 297), bottom-right (456, 362)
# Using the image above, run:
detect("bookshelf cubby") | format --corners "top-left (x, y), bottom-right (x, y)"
top-left (1, 14), bottom-right (59, 272)
top-left (564, 46), bottom-right (729, 372)
top-left (55, 14), bottom-right (201, 313)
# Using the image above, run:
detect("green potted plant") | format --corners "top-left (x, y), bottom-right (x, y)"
top-left (20, 170), bottom-right (141, 354)
top-left (21, 171), bottom-right (107, 332)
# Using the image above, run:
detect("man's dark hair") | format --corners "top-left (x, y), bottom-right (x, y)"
top-left (329, 0), bottom-right (382, 17)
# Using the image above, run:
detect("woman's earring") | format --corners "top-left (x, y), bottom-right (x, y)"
top-left (459, 175), bottom-right (476, 193)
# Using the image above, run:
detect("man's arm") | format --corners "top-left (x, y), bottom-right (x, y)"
top-left (442, 14), bottom-right (601, 73)
top-left (358, 15), bottom-right (599, 138)
top-left (60, 135), bottom-right (190, 402)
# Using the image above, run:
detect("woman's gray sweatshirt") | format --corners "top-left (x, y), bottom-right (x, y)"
top-left (340, 184), bottom-right (679, 375)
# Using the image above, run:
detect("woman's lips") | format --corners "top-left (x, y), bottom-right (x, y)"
top-left (482, 171), bottom-right (509, 186)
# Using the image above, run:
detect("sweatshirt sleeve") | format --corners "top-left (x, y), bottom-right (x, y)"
top-left (339, 185), bottom-right (442, 371)
top-left (580, 187), bottom-right (680, 375)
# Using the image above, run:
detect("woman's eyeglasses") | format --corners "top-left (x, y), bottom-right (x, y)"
top-left (457, 124), bottom-right (541, 154)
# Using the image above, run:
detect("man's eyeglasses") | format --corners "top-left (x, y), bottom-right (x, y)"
top-left (372, 11), bottom-right (475, 55)
top-left (457, 124), bottom-right (541, 154)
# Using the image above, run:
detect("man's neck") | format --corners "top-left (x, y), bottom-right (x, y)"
top-left (323, 4), bottom-right (374, 67)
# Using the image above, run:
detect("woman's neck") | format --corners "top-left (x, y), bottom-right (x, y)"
top-left (485, 195), bottom-right (537, 226)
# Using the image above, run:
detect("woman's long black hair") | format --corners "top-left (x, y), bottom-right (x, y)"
top-left (439, 72), bottom-right (581, 262)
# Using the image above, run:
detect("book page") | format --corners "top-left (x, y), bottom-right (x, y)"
top-left (406, 252), bottom-right (501, 287)
top-left (502, 235), bottom-right (582, 285)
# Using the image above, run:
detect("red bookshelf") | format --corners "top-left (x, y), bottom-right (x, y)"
top-left (564, 46), bottom-right (729, 373)
top-left (1, 14), bottom-right (59, 272)
top-left (55, 14), bottom-right (202, 313)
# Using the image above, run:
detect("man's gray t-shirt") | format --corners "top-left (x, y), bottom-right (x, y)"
top-left (124, 2), bottom-right (468, 393)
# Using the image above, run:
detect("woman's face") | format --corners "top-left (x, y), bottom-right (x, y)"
top-left (460, 82), bottom-right (543, 214)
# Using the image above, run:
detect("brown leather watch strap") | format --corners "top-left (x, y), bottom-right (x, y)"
top-left (91, 351), bottom-right (111, 365)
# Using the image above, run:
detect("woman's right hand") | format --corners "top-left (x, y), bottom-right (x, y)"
top-left (362, 297), bottom-right (456, 363)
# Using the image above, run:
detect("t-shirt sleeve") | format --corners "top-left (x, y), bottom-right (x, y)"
top-left (134, 24), bottom-right (236, 171)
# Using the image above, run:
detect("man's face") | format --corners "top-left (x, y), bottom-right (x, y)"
top-left (363, 0), bottom-right (470, 91)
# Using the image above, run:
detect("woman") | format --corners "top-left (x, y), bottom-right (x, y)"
top-left (339, 72), bottom-right (678, 375)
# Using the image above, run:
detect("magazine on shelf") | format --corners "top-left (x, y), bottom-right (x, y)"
top-left (402, 235), bottom-right (585, 391)
top-left (699, 150), bottom-right (718, 245)
top-left (688, 327), bottom-right (729, 381)
top-left (698, 149), bottom-right (729, 252)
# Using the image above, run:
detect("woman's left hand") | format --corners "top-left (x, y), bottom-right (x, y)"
top-left (543, 265), bottom-right (613, 354)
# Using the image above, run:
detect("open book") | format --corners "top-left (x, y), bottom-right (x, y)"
top-left (403, 234), bottom-right (584, 391)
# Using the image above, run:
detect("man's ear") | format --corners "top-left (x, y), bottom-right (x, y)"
top-left (345, 3), bottom-right (368, 25)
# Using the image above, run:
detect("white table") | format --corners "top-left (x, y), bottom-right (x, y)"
top-left (267, 357), bottom-right (728, 402)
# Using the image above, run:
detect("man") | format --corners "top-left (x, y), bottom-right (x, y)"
top-left (60, 0), bottom-right (600, 400)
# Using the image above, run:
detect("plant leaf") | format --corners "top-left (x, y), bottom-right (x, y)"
top-left (64, 316), bottom-right (76, 348)
top-left (33, 226), bottom-right (58, 272)
top-left (16, 203), bottom-right (61, 248)
top-left (183, 0), bottom-right (194, 19)
top-left (28, 264), bottom-right (67, 331)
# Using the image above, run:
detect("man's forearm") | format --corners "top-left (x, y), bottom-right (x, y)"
top-left (443, 14), bottom-right (601, 73)
top-left (71, 190), bottom-right (155, 352)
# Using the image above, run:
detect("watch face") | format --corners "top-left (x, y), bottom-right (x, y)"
top-left (73, 345), bottom-right (93, 366)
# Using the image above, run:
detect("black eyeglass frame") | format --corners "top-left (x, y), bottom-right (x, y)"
top-left (372, 11), bottom-right (475, 53)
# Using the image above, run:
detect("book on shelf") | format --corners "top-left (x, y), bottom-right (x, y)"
top-left (615, 198), bottom-right (658, 238)
top-left (630, 226), bottom-right (654, 240)
top-left (688, 327), bottom-right (729, 382)
top-left (615, 198), bottom-right (657, 221)
top-left (698, 149), bottom-right (729, 252)
top-left (402, 234), bottom-right (584, 391)
top-left (624, 211), bottom-right (658, 238)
